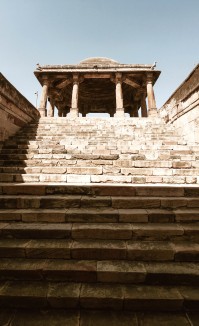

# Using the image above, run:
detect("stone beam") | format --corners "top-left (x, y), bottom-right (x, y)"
top-left (123, 78), bottom-right (140, 89)
top-left (83, 73), bottom-right (112, 79)
top-left (56, 79), bottom-right (72, 89)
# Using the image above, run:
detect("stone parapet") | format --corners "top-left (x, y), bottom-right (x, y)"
top-left (0, 73), bottom-right (40, 143)
top-left (159, 64), bottom-right (199, 144)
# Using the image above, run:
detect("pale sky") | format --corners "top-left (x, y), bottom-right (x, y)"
top-left (0, 0), bottom-right (198, 109)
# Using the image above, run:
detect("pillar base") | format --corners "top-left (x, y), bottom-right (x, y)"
top-left (68, 108), bottom-right (79, 118)
top-left (114, 108), bottom-right (125, 118)
top-left (39, 108), bottom-right (46, 117)
top-left (148, 108), bottom-right (158, 117)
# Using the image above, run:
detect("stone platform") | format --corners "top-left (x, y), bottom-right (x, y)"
top-left (0, 117), bottom-right (199, 184)
top-left (0, 117), bottom-right (199, 324)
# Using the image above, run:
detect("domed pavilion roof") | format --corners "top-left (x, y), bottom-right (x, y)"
top-left (79, 57), bottom-right (119, 65)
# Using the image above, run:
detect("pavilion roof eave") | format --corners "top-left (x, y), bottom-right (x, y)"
top-left (36, 63), bottom-right (154, 69)
top-left (34, 69), bottom-right (161, 84)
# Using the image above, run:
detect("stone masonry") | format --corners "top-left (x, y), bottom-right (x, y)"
top-left (0, 62), bottom-right (199, 324)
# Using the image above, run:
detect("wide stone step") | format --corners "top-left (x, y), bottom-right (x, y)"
top-left (1, 208), bottom-right (199, 224)
top-left (0, 173), bottom-right (198, 184)
top-left (0, 258), bottom-right (199, 285)
top-left (0, 238), bottom-right (198, 261)
top-left (1, 309), bottom-right (197, 326)
top-left (0, 281), bottom-right (197, 312)
top-left (1, 194), bottom-right (199, 209)
top-left (0, 222), bottom-right (199, 241)
top-left (2, 184), bottom-right (198, 196)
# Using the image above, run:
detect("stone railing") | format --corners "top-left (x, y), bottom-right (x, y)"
top-left (0, 73), bottom-right (40, 143)
top-left (159, 64), bottom-right (199, 143)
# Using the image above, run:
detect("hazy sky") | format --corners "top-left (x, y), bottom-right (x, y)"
top-left (0, 0), bottom-right (198, 109)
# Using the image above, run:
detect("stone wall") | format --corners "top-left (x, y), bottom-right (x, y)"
top-left (0, 73), bottom-right (40, 146)
top-left (159, 64), bottom-right (199, 144)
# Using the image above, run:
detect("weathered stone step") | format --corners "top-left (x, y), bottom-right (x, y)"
top-left (1, 238), bottom-right (198, 261)
top-left (2, 184), bottom-right (198, 196)
top-left (1, 207), bottom-right (199, 223)
top-left (0, 281), bottom-right (197, 312)
top-left (1, 194), bottom-right (199, 209)
top-left (0, 222), bottom-right (198, 241)
top-left (0, 173), bottom-right (199, 184)
top-left (0, 258), bottom-right (199, 285)
top-left (1, 308), bottom-right (197, 326)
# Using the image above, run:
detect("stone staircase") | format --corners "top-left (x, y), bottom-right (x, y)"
top-left (0, 117), bottom-right (199, 324)
top-left (0, 117), bottom-right (199, 184)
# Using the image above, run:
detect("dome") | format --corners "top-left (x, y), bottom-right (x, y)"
top-left (79, 57), bottom-right (119, 65)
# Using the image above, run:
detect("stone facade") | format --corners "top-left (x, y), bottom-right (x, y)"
top-left (34, 57), bottom-right (160, 118)
top-left (0, 73), bottom-right (40, 144)
top-left (159, 64), bottom-right (199, 143)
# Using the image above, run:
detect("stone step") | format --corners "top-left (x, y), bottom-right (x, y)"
top-left (1, 207), bottom-right (199, 223)
top-left (0, 221), bottom-right (189, 239)
top-left (1, 184), bottom-right (198, 196)
top-left (0, 161), bottom-right (196, 172)
top-left (0, 238), bottom-right (198, 261)
top-left (0, 309), bottom-right (197, 326)
top-left (1, 194), bottom-right (199, 209)
top-left (0, 281), bottom-right (197, 312)
top-left (0, 173), bottom-right (198, 184)
top-left (0, 222), bottom-right (198, 241)
top-left (0, 258), bottom-right (199, 285)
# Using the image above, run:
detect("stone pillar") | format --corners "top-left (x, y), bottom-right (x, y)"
top-left (39, 80), bottom-right (49, 117)
top-left (141, 93), bottom-right (148, 117)
top-left (58, 108), bottom-right (63, 117)
top-left (70, 73), bottom-right (79, 117)
top-left (62, 108), bottom-right (67, 117)
top-left (114, 73), bottom-right (124, 117)
top-left (146, 73), bottom-right (157, 116)
top-left (48, 98), bottom-right (54, 117)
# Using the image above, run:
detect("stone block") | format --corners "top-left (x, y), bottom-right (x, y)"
top-left (71, 240), bottom-right (126, 260)
top-left (123, 285), bottom-right (183, 311)
top-left (81, 196), bottom-right (111, 207)
top-left (67, 167), bottom-right (102, 175)
top-left (44, 260), bottom-right (97, 282)
top-left (0, 281), bottom-right (48, 309)
top-left (137, 312), bottom-right (191, 326)
top-left (67, 175), bottom-right (91, 183)
top-left (91, 175), bottom-right (131, 183)
top-left (47, 282), bottom-right (80, 308)
top-left (147, 209), bottom-right (176, 223)
top-left (97, 260), bottom-right (146, 283)
top-left (0, 210), bottom-right (21, 222)
top-left (15, 174), bottom-right (40, 182)
top-left (80, 283), bottom-right (123, 310)
top-left (161, 199), bottom-right (187, 209)
top-left (173, 242), bottom-right (199, 261)
top-left (25, 239), bottom-right (72, 259)
top-left (12, 308), bottom-right (80, 325)
top-left (172, 162), bottom-right (192, 169)
top-left (146, 176), bottom-right (163, 183)
top-left (132, 224), bottom-right (184, 240)
top-left (80, 310), bottom-right (138, 326)
top-left (72, 223), bottom-right (132, 240)
top-left (112, 197), bottom-right (161, 209)
top-left (119, 209), bottom-right (148, 223)
top-left (127, 241), bottom-right (175, 261)
top-left (66, 208), bottom-right (118, 223)
top-left (40, 174), bottom-right (67, 182)
top-left (175, 210), bottom-right (199, 222)
top-left (121, 168), bottom-right (152, 176)
top-left (41, 167), bottom-right (67, 174)
top-left (153, 168), bottom-right (172, 176)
